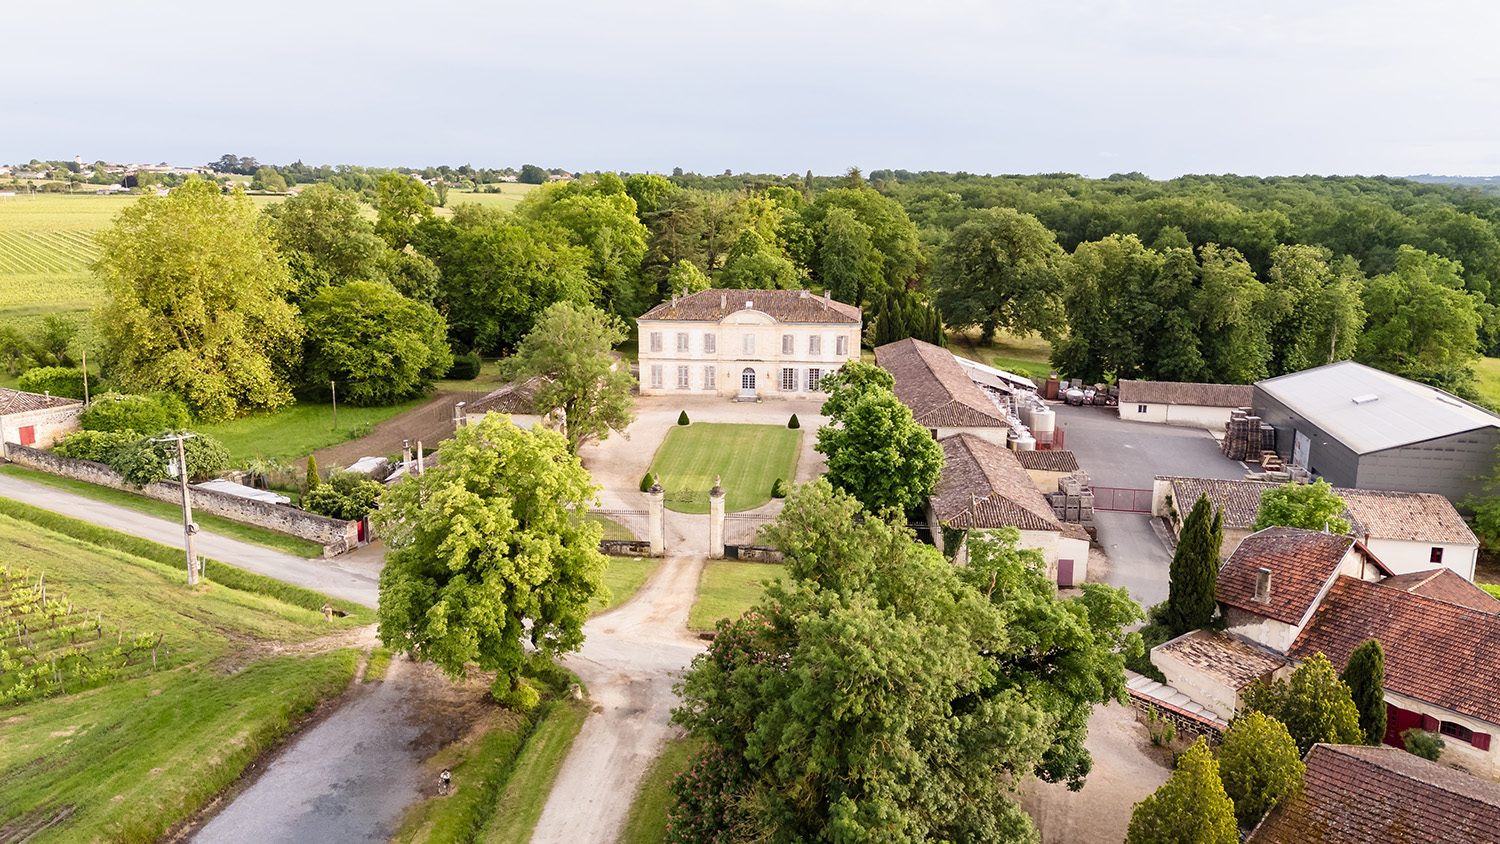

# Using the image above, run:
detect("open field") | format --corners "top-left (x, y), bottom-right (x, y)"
top-left (649, 423), bottom-right (801, 514)
top-left (0, 506), bottom-right (364, 842)
top-left (946, 328), bottom-right (1055, 380)
top-left (196, 396), bottom-right (434, 465)
top-left (1474, 357), bottom-right (1500, 409)
top-left (687, 560), bottom-right (783, 630)
top-left (620, 736), bottom-right (704, 844)
top-left (440, 184), bottom-right (540, 214)
top-left (0, 465), bottom-right (325, 557)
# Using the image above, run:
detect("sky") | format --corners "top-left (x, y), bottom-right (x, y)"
top-left (6, 0), bottom-right (1500, 178)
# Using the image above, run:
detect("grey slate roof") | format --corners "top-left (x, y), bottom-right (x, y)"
top-left (1255, 360), bottom-right (1500, 454)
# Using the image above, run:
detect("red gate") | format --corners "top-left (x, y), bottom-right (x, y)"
top-left (1091, 486), bottom-right (1153, 513)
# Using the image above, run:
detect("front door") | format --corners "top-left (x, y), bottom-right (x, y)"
top-left (1384, 703), bottom-right (1424, 748)
top-left (1057, 558), bottom-right (1075, 588)
top-left (740, 368), bottom-right (756, 399)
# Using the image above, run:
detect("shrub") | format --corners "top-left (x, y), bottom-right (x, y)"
top-left (446, 350), bottom-right (483, 380)
top-left (17, 366), bottom-right (86, 399)
top-left (111, 433), bottom-right (232, 487)
top-left (80, 392), bottom-right (191, 433)
top-left (1402, 728), bottom-right (1445, 761)
top-left (306, 455), bottom-right (321, 491)
top-left (303, 472), bottom-right (383, 520)
top-left (771, 478), bottom-right (788, 499)
top-left (641, 472), bottom-right (657, 493)
top-left (678, 410), bottom-right (690, 426)
top-left (54, 430), bottom-right (139, 463)
top-left (1217, 711), bottom-right (1305, 829)
top-left (787, 413), bottom-right (799, 429)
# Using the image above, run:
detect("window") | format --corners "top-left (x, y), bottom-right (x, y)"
top-left (1431, 547), bottom-right (1445, 564)
top-left (809, 335), bottom-right (822, 355)
top-left (676, 332), bottom-right (689, 352)
top-left (703, 365), bottom-right (715, 389)
top-left (743, 334), bottom-right (755, 355)
top-left (704, 333), bottom-right (716, 354)
top-left (649, 332), bottom-right (663, 353)
top-left (808, 368), bottom-right (823, 391)
top-left (781, 368), bottom-right (797, 391)
top-left (782, 334), bottom-right (794, 355)
top-left (650, 365), bottom-right (663, 389)
top-left (1138, 404), bottom-right (1148, 413)
top-left (836, 335), bottom-right (848, 356)
top-left (1441, 720), bottom-right (1475, 744)
top-left (677, 366), bottom-right (689, 389)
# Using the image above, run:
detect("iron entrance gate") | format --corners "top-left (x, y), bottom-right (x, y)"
top-left (1091, 486), bottom-right (1153, 513)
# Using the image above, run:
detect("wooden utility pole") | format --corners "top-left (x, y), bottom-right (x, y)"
top-left (80, 348), bottom-right (89, 405)
top-left (331, 380), bottom-right (338, 429)
top-left (153, 432), bottom-right (199, 585)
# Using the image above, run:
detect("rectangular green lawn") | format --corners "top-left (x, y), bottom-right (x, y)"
top-left (650, 423), bottom-right (801, 514)
top-left (688, 561), bottom-right (784, 630)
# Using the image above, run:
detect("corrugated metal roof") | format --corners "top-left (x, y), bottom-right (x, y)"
top-left (1255, 361), bottom-right (1500, 454)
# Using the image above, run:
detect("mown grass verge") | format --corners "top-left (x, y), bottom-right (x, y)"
top-left (0, 497), bottom-right (371, 621)
top-left (688, 561), bottom-right (783, 631)
top-left (0, 464), bottom-right (325, 558)
top-left (620, 737), bottom-right (705, 844)
top-left (596, 556), bottom-right (658, 614)
top-left (391, 668), bottom-right (588, 843)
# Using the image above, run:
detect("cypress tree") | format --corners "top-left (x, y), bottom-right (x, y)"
top-left (305, 454), bottom-right (321, 491)
top-left (1341, 638), bottom-right (1387, 745)
top-left (1166, 495), bottom-right (1217, 635)
top-left (1126, 737), bottom-right (1238, 844)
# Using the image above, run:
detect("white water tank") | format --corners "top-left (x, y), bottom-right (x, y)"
top-left (1031, 407), bottom-right (1056, 445)
top-left (1013, 433), bottom-right (1036, 451)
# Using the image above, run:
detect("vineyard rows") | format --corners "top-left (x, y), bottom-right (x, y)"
top-left (0, 230), bottom-right (99, 275)
top-left (0, 564), bottom-right (163, 705)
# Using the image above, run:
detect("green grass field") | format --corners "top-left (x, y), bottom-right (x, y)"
top-left (438, 184), bottom-right (539, 215)
top-left (620, 737), bottom-right (705, 844)
top-left (0, 464), bottom-right (325, 557)
top-left (1474, 357), bottom-right (1500, 409)
top-left (0, 505), bottom-right (363, 842)
top-left (650, 423), bottom-right (801, 514)
top-left (195, 396), bottom-right (432, 464)
top-left (945, 328), bottom-right (1054, 381)
top-left (596, 556), bottom-right (658, 613)
top-left (687, 561), bottom-right (783, 630)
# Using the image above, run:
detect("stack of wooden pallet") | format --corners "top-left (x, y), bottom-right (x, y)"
top-left (1222, 410), bottom-right (1276, 462)
top-left (1045, 471), bottom-right (1095, 525)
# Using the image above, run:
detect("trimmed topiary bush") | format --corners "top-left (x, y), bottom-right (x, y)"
top-left (446, 350), bottom-right (483, 380)
top-left (771, 478), bottom-right (789, 499)
top-left (678, 410), bottom-right (690, 426)
top-left (788, 413), bottom-right (800, 429)
top-left (80, 392), bottom-right (190, 434)
top-left (640, 472), bottom-right (656, 492)
top-left (17, 366), bottom-right (86, 399)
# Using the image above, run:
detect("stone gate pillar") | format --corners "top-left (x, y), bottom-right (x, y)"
top-left (708, 476), bottom-right (726, 559)
top-left (647, 476), bottom-right (666, 556)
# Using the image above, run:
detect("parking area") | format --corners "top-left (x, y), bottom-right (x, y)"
top-left (1052, 404), bottom-right (1246, 608)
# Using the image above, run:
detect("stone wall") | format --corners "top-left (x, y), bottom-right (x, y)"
top-left (726, 544), bottom-right (784, 563)
top-left (1127, 691), bottom-right (1223, 744)
top-left (599, 539), bottom-right (654, 557)
top-left (3, 445), bottom-right (359, 556)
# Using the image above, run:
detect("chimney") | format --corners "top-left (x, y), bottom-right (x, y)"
top-left (824, 290), bottom-right (831, 301)
top-left (746, 299), bottom-right (754, 309)
top-left (799, 289), bottom-right (809, 298)
top-left (720, 292), bottom-right (726, 308)
top-left (1253, 567), bottom-right (1272, 603)
top-left (671, 294), bottom-right (678, 308)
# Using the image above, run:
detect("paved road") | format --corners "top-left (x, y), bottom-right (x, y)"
top-left (1052, 405), bottom-right (1245, 608)
top-left (0, 473), bottom-right (380, 607)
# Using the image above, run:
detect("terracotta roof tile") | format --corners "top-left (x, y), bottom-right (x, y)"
top-left (874, 339), bottom-right (1007, 428)
top-left (0, 387), bottom-right (81, 415)
top-left (1247, 743), bottom-right (1500, 844)
top-left (1161, 477), bottom-right (1475, 545)
top-left (468, 376), bottom-right (550, 415)
top-left (930, 433), bottom-right (1061, 532)
top-left (1377, 568), bottom-right (1500, 613)
top-left (1014, 450), bottom-right (1079, 472)
top-left (1117, 379), bottom-right (1253, 407)
top-left (1217, 527), bottom-right (1369, 626)
top-left (1153, 629), bottom-right (1289, 691)
top-left (638, 288), bottom-right (861, 324)
top-left (1289, 576), bottom-right (1500, 724)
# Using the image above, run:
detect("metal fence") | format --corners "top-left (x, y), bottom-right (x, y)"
top-left (1091, 486), bottom-right (1153, 513)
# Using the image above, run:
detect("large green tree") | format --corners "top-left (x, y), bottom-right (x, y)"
top-left (373, 172), bottom-right (434, 248)
top-left (933, 207), bottom-right (1066, 342)
top-left (716, 229), bottom-right (801, 290)
top-left (1194, 244), bottom-right (1272, 383)
top-left (1216, 712), bottom-right (1305, 829)
top-left (1252, 479), bottom-right (1350, 534)
top-left (1341, 638), bottom-right (1387, 745)
top-left (1165, 494), bottom-right (1219, 635)
top-left (300, 281), bottom-right (453, 405)
top-left (1126, 738), bottom-right (1238, 844)
top-left (514, 174), bottom-right (650, 315)
top-left (263, 183), bottom-right (389, 301)
top-left (806, 186), bottom-right (922, 297)
top-left (94, 179), bottom-right (301, 421)
top-left (815, 386), bottom-right (942, 514)
top-left (374, 414), bottom-right (607, 707)
top-left (1243, 652), bottom-right (1364, 755)
top-left (670, 481), bottom-right (1141, 842)
top-left (814, 206), bottom-right (882, 306)
top-left (816, 360), bottom-right (896, 419)
top-left (1264, 244), bottom-right (1366, 375)
top-left (502, 302), bottom-right (635, 454)
top-left (1358, 245), bottom-right (1483, 393)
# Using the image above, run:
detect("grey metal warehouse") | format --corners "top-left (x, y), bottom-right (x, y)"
top-left (1253, 361), bottom-right (1500, 502)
